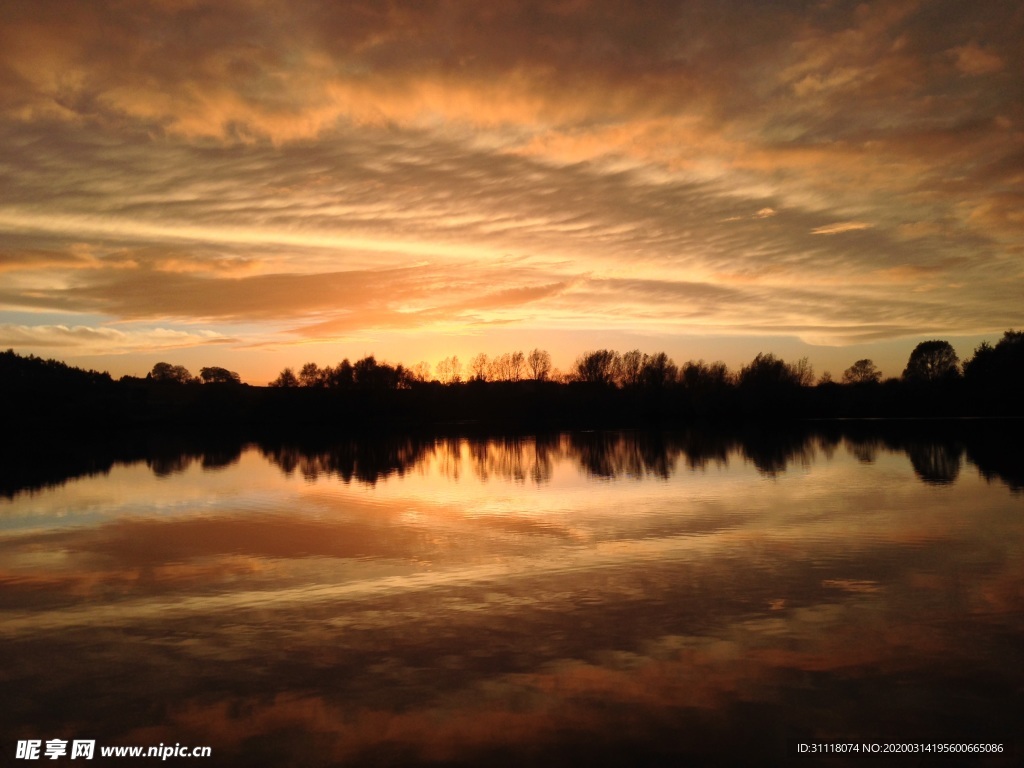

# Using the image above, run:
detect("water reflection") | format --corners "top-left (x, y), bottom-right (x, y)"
top-left (207, 423), bottom-right (1024, 493)
top-left (6, 421), bottom-right (1021, 500)
top-left (1, 424), bottom-right (1021, 765)
top-left (259, 436), bottom-right (433, 485)
top-left (147, 443), bottom-right (244, 477)
top-left (906, 441), bottom-right (963, 484)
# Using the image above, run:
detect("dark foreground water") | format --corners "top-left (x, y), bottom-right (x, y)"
top-left (2, 425), bottom-right (1022, 766)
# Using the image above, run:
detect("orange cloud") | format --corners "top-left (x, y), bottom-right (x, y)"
top-left (811, 221), bottom-right (873, 235)
top-left (1, 0), bottom-right (1021, 369)
top-left (0, 324), bottom-right (234, 353)
top-left (950, 42), bottom-right (1005, 76)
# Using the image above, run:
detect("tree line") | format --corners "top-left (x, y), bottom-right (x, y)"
top-left (4, 330), bottom-right (1022, 397)
top-left (255, 332), bottom-right (1020, 392)
top-left (263, 349), bottom-right (556, 389)
top-left (2, 330), bottom-right (1022, 431)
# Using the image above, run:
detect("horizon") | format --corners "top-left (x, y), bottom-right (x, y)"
top-left (6, 332), bottom-right (1007, 388)
top-left (2, 1), bottom-right (1021, 386)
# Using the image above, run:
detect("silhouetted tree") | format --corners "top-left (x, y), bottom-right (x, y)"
top-left (299, 362), bottom-right (326, 387)
top-left (151, 362), bottom-right (193, 383)
top-left (902, 340), bottom-right (959, 382)
top-left (790, 356), bottom-right (815, 386)
top-left (487, 353), bottom-right (508, 381)
top-left (964, 341), bottom-right (997, 381)
top-left (620, 350), bottom-right (644, 388)
top-left (325, 359), bottom-right (354, 389)
top-left (490, 352), bottom-right (530, 382)
top-left (961, 330), bottom-right (1024, 414)
top-left (435, 355), bottom-right (461, 384)
top-left (573, 349), bottom-right (621, 385)
top-left (199, 366), bottom-right (241, 384)
top-left (963, 330), bottom-right (1024, 384)
top-left (394, 364), bottom-right (413, 390)
top-left (269, 367), bottom-right (299, 387)
top-left (352, 356), bottom-right (382, 389)
top-left (527, 348), bottom-right (552, 381)
top-left (1, 349), bottom-right (112, 388)
top-left (509, 351), bottom-right (526, 382)
top-left (408, 361), bottom-right (431, 383)
top-left (680, 360), bottom-right (731, 390)
top-left (469, 353), bottom-right (489, 381)
top-left (640, 352), bottom-right (677, 389)
top-left (842, 359), bottom-right (881, 384)
top-left (739, 353), bottom-right (799, 389)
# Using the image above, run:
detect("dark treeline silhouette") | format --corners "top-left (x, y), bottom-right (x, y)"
top-left (2, 331), bottom-right (1023, 433)
top-left (3, 421), bottom-right (1021, 500)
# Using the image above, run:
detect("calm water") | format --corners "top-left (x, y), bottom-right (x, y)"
top-left (2, 426), bottom-right (1022, 765)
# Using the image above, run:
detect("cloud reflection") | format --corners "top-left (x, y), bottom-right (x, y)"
top-left (1, 423), bottom-right (1022, 763)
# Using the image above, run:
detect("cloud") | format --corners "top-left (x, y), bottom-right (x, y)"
top-left (0, 324), bottom-right (234, 353)
top-left (289, 279), bottom-right (577, 337)
top-left (0, 246), bottom-right (91, 272)
top-left (950, 42), bottom-right (1005, 75)
top-left (0, 262), bottom-right (439, 320)
top-left (0, 0), bottom-right (1021, 368)
top-left (811, 221), bottom-right (873, 235)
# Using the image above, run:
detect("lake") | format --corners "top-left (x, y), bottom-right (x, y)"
top-left (2, 424), bottom-right (1021, 765)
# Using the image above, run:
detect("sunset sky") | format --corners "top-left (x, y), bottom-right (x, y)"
top-left (1, 0), bottom-right (1021, 384)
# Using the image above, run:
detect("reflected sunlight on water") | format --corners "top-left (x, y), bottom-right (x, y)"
top-left (1, 427), bottom-right (1022, 765)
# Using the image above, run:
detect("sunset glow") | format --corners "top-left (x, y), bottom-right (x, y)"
top-left (2, 1), bottom-right (1021, 382)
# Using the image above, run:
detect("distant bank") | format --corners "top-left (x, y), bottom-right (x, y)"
top-left (2, 333), bottom-right (1022, 433)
